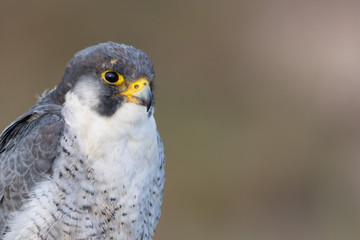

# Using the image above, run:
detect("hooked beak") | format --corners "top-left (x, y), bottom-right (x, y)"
top-left (120, 78), bottom-right (152, 112)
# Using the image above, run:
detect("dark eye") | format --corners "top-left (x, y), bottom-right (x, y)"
top-left (101, 70), bottom-right (124, 85)
top-left (105, 72), bottom-right (119, 83)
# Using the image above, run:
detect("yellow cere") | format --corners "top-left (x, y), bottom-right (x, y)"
top-left (101, 70), bottom-right (124, 85)
top-left (121, 78), bottom-right (150, 97)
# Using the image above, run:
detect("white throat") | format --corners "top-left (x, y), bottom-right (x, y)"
top-left (61, 90), bottom-right (158, 170)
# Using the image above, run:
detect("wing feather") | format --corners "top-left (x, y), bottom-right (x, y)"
top-left (0, 109), bottom-right (64, 237)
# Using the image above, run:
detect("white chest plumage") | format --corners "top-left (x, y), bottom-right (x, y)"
top-left (4, 91), bottom-right (165, 240)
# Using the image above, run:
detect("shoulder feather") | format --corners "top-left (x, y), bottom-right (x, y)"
top-left (0, 105), bottom-right (64, 237)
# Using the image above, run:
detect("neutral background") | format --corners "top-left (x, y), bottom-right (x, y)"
top-left (1, 1), bottom-right (360, 239)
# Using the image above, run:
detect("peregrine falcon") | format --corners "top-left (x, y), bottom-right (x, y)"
top-left (0, 42), bottom-right (165, 240)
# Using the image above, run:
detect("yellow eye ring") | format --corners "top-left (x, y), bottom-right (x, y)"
top-left (101, 70), bottom-right (124, 85)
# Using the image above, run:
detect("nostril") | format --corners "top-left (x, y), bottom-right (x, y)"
top-left (144, 82), bottom-right (147, 86)
top-left (134, 84), bottom-right (139, 89)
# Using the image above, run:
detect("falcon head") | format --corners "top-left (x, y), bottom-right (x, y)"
top-left (50, 42), bottom-right (155, 118)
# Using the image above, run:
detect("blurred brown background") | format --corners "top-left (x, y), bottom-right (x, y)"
top-left (1, 0), bottom-right (360, 239)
